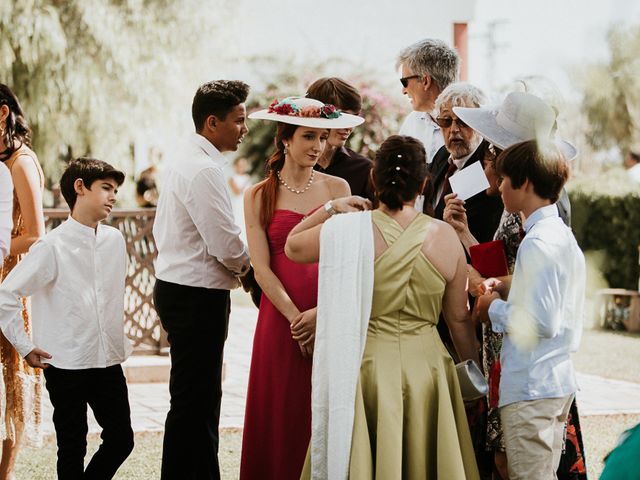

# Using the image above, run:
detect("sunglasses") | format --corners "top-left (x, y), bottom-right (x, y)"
top-left (435, 116), bottom-right (469, 129)
top-left (399, 75), bottom-right (421, 88)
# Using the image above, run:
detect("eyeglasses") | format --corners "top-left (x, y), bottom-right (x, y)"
top-left (400, 75), bottom-right (420, 88)
top-left (435, 116), bottom-right (469, 129)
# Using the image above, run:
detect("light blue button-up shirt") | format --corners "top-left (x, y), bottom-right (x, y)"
top-left (488, 204), bottom-right (586, 407)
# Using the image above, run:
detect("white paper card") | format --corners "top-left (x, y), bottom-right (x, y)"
top-left (449, 161), bottom-right (490, 201)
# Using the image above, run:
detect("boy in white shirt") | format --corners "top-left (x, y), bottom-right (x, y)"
top-left (0, 158), bottom-right (133, 479)
top-left (475, 140), bottom-right (585, 480)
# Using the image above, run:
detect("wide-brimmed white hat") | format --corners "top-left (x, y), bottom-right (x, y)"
top-left (453, 92), bottom-right (577, 161)
top-left (249, 96), bottom-right (364, 129)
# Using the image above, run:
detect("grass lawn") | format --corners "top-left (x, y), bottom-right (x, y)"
top-left (16, 429), bottom-right (242, 480)
top-left (16, 416), bottom-right (640, 479)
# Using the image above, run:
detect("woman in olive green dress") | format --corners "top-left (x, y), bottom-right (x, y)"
top-left (286, 135), bottom-right (480, 480)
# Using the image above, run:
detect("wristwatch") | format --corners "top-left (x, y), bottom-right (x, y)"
top-left (324, 200), bottom-right (336, 216)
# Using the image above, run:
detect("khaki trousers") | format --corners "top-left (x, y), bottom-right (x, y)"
top-left (500, 394), bottom-right (574, 480)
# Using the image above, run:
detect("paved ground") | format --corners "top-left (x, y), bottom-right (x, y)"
top-left (40, 302), bottom-right (640, 435)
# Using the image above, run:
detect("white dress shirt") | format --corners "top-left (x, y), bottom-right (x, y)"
top-left (0, 217), bottom-right (133, 369)
top-left (0, 162), bottom-right (12, 260)
top-left (399, 111), bottom-right (444, 165)
top-left (488, 205), bottom-right (585, 407)
top-left (153, 133), bottom-right (250, 289)
top-left (628, 162), bottom-right (640, 183)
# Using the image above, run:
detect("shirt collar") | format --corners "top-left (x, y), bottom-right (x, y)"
top-left (190, 132), bottom-right (228, 168)
top-left (523, 204), bottom-right (559, 233)
top-left (415, 112), bottom-right (441, 133)
top-left (64, 215), bottom-right (100, 238)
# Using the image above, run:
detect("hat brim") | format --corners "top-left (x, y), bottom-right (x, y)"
top-left (248, 109), bottom-right (364, 129)
top-left (453, 106), bottom-right (577, 161)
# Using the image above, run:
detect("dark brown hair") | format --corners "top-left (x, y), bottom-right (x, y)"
top-left (496, 140), bottom-right (569, 203)
top-left (60, 157), bottom-right (125, 211)
top-left (252, 123), bottom-right (299, 226)
top-left (373, 135), bottom-right (427, 210)
top-left (192, 80), bottom-right (250, 131)
top-left (0, 84), bottom-right (32, 161)
top-left (306, 77), bottom-right (362, 113)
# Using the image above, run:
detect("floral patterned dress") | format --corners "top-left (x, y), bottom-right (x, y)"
top-left (483, 211), bottom-right (521, 450)
top-left (0, 145), bottom-right (44, 446)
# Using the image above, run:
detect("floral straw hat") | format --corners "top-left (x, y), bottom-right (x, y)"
top-left (454, 92), bottom-right (577, 161)
top-left (249, 96), bottom-right (365, 129)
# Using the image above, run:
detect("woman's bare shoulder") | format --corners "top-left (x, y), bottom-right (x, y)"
top-left (315, 171), bottom-right (349, 195)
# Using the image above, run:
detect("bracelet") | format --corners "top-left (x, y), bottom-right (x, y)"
top-left (324, 200), bottom-right (336, 216)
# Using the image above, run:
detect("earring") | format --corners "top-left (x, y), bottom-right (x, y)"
top-left (283, 144), bottom-right (288, 155)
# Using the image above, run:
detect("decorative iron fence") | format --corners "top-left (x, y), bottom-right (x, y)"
top-left (44, 209), bottom-right (167, 354)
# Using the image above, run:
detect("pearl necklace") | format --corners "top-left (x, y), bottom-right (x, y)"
top-left (277, 170), bottom-right (315, 194)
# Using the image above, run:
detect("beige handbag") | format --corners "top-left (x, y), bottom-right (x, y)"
top-left (455, 359), bottom-right (489, 401)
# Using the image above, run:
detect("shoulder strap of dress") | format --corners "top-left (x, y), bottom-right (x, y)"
top-left (374, 212), bottom-right (432, 264)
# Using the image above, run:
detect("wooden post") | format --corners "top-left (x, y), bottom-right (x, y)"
top-left (454, 23), bottom-right (469, 81)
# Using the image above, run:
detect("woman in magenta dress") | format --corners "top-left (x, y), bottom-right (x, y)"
top-left (240, 97), bottom-right (364, 479)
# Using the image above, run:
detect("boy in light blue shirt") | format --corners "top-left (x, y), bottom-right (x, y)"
top-left (475, 140), bottom-right (585, 480)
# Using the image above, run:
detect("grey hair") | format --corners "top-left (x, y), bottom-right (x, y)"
top-left (396, 38), bottom-right (460, 92)
top-left (435, 82), bottom-right (486, 114)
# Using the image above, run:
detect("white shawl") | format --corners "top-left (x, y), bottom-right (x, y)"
top-left (311, 211), bottom-right (374, 479)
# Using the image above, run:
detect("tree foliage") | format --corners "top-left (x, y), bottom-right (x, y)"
top-left (578, 25), bottom-right (640, 152)
top-left (0, 0), bottom-right (233, 185)
top-left (569, 169), bottom-right (640, 290)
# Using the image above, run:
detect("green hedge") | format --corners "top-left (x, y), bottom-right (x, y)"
top-left (568, 169), bottom-right (640, 290)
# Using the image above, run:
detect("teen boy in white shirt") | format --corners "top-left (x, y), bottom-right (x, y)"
top-left (0, 158), bottom-right (133, 479)
top-left (153, 80), bottom-right (251, 480)
top-left (475, 140), bottom-right (586, 480)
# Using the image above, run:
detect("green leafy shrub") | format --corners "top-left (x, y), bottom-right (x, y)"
top-left (568, 169), bottom-right (640, 290)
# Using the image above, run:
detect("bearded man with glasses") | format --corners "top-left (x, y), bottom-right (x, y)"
top-left (424, 82), bottom-right (503, 244)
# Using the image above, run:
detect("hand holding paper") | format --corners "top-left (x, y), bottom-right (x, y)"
top-left (449, 161), bottom-right (490, 201)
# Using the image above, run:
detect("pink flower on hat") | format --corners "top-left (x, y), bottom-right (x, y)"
top-left (299, 106), bottom-right (321, 117)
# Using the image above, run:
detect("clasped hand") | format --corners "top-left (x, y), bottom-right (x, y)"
top-left (472, 278), bottom-right (504, 324)
top-left (291, 307), bottom-right (317, 359)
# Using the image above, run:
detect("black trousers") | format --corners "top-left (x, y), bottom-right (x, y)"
top-left (153, 279), bottom-right (230, 480)
top-left (43, 364), bottom-right (134, 480)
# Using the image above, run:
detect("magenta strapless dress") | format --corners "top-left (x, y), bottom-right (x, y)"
top-left (239, 209), bottom-right (318, 480)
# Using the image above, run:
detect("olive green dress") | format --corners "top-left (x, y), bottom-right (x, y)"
top-left (302, 211), bottom-right (479, 480)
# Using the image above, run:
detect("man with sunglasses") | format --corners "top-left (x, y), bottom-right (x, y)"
top-left (396, 38), bottom-right (459, 165)
top-left (424, 82), bottom-right (503, 244)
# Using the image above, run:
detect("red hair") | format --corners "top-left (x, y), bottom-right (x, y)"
top-left (253, 122), bottom-right (299, 227)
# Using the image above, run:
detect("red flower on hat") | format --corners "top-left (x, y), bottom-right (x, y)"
top-left (275, 103), bottom-right (295, 115)
top-left (267, 99), bottom-right (280, 113)
top-left (320, 104), bottom-right (340, 119)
